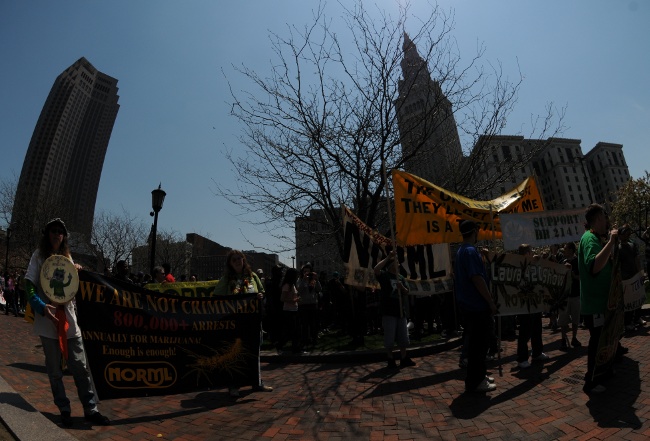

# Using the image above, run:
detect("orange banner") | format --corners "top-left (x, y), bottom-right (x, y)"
top-left (392, 170), bottom-right (544, 245)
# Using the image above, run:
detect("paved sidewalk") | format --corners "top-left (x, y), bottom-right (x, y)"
top-left (1, 312), bottom-right (649, 440)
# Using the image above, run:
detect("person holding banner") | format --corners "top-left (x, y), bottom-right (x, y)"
top-left (214, 249), bottom-right (273, 397)
top-left (559, 242), bottom-right (582, 349)
top-left (24, 218), bottom-right (110, 427)
top-left (516, 244), bottom-right (549, 369)
top-left (454, 220), bottom-right (497, 392)
top-left (618, 225), bottom-right (644, 330)
top-left (374, 250), bottom-right (416, 369)
top-left (578, 204), bottom-right (618, 395)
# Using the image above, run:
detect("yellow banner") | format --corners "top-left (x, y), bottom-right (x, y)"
top-left (392, 170), bottom-right (544, 245)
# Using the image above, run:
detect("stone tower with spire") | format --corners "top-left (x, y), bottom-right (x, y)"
top-left (395, 33), bottom-right (463, 189)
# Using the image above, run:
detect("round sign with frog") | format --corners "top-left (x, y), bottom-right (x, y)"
top-left (40, 255), bottom-right (79, 304)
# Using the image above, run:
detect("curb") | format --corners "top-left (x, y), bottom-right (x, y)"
top-left (0, 375), bottom-right (76, 441)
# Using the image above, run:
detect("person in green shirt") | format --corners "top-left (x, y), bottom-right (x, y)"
top-left (578, 204), bottom-right (618, 394)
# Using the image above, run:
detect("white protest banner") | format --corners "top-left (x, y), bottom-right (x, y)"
top-left (500, 208), bottom-right (585, 251)
top-left (486, 252), bottom-right (571, 316)
top-left (623, 271), bottom-right (646, 312)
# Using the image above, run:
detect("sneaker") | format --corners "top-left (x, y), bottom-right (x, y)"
top-left (560, 338), bottom-right (568, 350)
top-left (228, 387), bottom-right (240, 397)
top-left (400, 357), bottom-right (416, 368)
top-left (84, 411), bottom-right (110, 426)
top-left (485, 375), bottom-right (495, 383)
top-left (583, 384), bottom-right (606, 394)
top-left (637, 317), bottom-right (646, 326)
top-left (252, 384), bottom-right (273, 392)
top-left (533, 353), bottom-right (550, 362)
top-left (518, 360), bottom-right (531, 369)
top-left (387, 359), bottom-right (398, 369)
top-left (61, 411), bottom-right (73, 427)
top-left (571, 338), bottom-right (582, 348)
top-left (473, 378), bottom-right (497, 392)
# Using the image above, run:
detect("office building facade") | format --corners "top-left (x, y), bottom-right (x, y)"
top-left (13, 57), bottom-right (120, 240)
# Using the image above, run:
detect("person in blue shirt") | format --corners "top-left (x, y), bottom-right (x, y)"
top-left (454, 220), bottom-right (497, 393)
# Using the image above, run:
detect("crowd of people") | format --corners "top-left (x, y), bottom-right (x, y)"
top-left (0, 269), bottom-right (27, 317)
top-left (2, 206), bottom-right (649, 427)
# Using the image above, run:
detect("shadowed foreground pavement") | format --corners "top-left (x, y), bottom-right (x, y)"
top-left (1, 311), bottom-right (649, 441)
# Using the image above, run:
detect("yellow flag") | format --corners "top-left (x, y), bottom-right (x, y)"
top-left (392, 170), bottom-right (544, 245)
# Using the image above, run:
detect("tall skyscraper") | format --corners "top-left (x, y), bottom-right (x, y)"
top-left (13, 57), bottom-right (120, 240)
top-left (395, 33), bottom-right (463, 189)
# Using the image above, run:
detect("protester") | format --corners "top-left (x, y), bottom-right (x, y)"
top-left (516, 244), bottom-right (549, 369)
top-left (276, 267), bottom-right (301, 354)
top-left (0, 273), bottom-right (5, 313)
top-left (152, 265), bottom-right (166, 283)
top-left (24, 218), bottom-right (110, 427)
top-left (578, 204), bottom-right (618, 394)
top-left (297, 263), bottom-right (321, 349)
top-left (618, 225), bottom-right (644, 330)
top-left (559, 242), bottom-right (582, 349)
top-left (3, 272), bottom-right (18, 317)
top-left (213, 249), bottom-right (273, 397)
top-left (114, 260), bottom-right (133, 284)
top-left (374, 250), bottom-right (416, 369)
top-left (17, 270), bottom-right (27, 314)
top-left (162, 262), bottom-right (175, 283)
top-left (264, 265), bottom-right (284, 344)
top-left (642, 226), bottom-right (650, 280)
top-left (454, 220), bottom-right (497, 392)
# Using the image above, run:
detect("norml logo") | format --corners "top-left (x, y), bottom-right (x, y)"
top-left (105, 361), bottom-right (177, 389)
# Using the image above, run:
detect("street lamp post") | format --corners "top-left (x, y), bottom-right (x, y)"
top-left (149, 184), bottom-right (166, 277)
top-left (291, 256), bottom-right (295, 268)
top-left (4, 227), bottom-right (11, 277)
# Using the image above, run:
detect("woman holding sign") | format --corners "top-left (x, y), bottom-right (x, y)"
top-left (214, 249), bottom-right (273, 397)
top-left (24, 218), bottom-right (110, 427)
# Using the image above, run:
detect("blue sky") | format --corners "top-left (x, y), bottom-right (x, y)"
top-left (1, 0), bottom-right (648, 266)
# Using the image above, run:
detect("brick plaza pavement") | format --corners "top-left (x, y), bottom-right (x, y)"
top-left (1, 312), bottom-right (649, 441)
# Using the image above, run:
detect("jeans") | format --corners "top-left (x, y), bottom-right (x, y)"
top-left (40, 336), bottom-right (98, 415)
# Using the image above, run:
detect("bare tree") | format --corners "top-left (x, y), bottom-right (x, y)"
top-left (91, 208), bottom-right (148, 273)
top-left (217, 1), bottom-right (563, 260)
top-left (154, 228), bottom-right (191, 279)
top-left (0, 172), bottom-right (70, 269)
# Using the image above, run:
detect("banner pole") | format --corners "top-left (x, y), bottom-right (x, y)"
top-left (489, 203), bottom-right (502, 376)
top-left (381, 161), bottom-right (403, 318)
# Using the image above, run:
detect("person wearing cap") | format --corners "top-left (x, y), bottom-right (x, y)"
top-left (454, 220), bottom-right (497, 393)
top-left (24, 218), bottom-right (110, 427)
